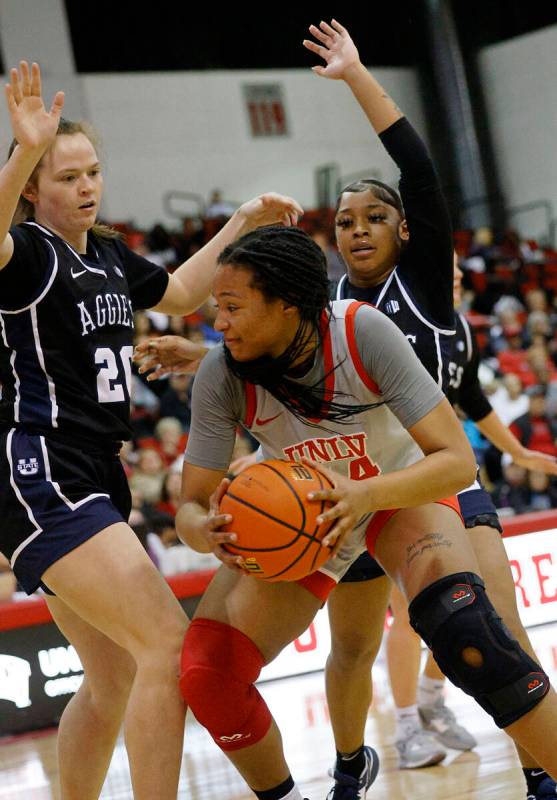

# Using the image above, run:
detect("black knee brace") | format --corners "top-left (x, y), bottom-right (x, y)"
top-left (408, 572), bottom-right (550, 728)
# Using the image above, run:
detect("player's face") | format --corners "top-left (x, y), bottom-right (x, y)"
top-left (213, 265), bottom-right (300, 361)
top-left (335, 190), bottom-right (408, 286)
top-left (23, 133), bottom-right (103, 250)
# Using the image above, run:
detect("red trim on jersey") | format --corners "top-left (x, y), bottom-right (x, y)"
top-left (345, 301), bottom-right (382, 396)
top-left (244, 382), bottom-right (257, 427)
top-left (365, 496), bottom-right (462, 556)
top-left (297, 570), bottom-right (337, 602)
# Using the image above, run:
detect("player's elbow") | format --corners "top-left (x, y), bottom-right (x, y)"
top-left (449, 439), bottom-right (477, 491)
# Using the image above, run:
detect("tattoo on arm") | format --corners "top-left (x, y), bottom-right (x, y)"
top-left (406, 532), bottom-right (453, 567)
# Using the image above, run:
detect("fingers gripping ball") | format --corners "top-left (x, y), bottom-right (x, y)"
top-left (220, 459), bottom-right (334, 581)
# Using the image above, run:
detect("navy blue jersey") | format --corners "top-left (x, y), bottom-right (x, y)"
top-left (334, 118), bottom-right (455, 391)
top-left (0, 221), bottom-right (169, 444)
top-left (448, 311), bottom-right (492, 422)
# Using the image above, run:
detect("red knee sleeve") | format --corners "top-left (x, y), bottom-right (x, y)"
top-left (180, 618), bottom-right (272, 751)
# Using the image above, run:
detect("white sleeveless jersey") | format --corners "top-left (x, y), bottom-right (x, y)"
top-left (243, 300), bottom-right (423, 479)
top-left (240, 300), bottom-right (424, 580)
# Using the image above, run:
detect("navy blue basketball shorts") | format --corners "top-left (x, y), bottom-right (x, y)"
top-left (340, 475), bottom-right (502, 584)
top-left (0, 429), bottom-right (131, 595)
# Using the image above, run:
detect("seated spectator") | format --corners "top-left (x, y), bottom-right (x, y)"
top-left (489, 373), bottom-right (529, 426)
top-left (510, 385), bottom-right (557, 458)
top-left (157, 470), bottom-right (183, 517)
top-left (129, 448), bottom-right (166, 505)
top-left (526, 470), bottom-right (557, 512)
top-left (138, 416), bottom-right (188, 467)
top-left (130, 373), bottom-right (160, 438)
top-left (205, 189), bottom-right (235, 219)
top-left (159, 374), bottom-right (193, 429)
top-left (311, 228), bottom-right (346, 283)
top-left (491, 459), bottom-right (530, 514)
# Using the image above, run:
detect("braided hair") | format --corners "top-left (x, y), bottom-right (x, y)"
top-left (219, 225), bottom-right (383, 424)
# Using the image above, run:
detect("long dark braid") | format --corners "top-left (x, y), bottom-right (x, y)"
top-left (219, 225), bottom-right (384, 424)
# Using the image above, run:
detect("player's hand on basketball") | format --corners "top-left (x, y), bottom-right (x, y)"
top-left (303, 20), bottom-right (361, 81)
top-left (229, 452), bottom-right (257, 475)
top-left (303, 459), bottom-right (370, 555)
top-left (513, 447), bottom-right (557, 476)
top-left (5, 62), bottom-right (64, 152)
top-left (133, 336), bottom-right (208, 381)
top-left (204, 479), bottom-right (246, 571)
top-left (237, 193), bottom-right (303, 230)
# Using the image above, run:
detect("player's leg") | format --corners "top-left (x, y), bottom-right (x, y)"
top-left (181, 564), bottom-right (326, 797)
top-left (43, 522), bottom-right (188, 800)
top-left (468, 522), bottom-right (555, 798)
top-left (326, 575), bottom-right (391, 750)
top-left (46, 595), bottom-right (136, 799)
top-left (373, 503), bottom-right (557, 776)
top-left (387, 585), bottom-right (446, 768)
top-left (325, 570), bottom-right (388, 794)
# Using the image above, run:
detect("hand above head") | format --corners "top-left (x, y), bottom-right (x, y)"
top-left (237, 192), bottom-right (303, 230)
top-left (133, 336), bottom-right (208, 381)
top-left (303, 19), bottom-right (361, 81)
top-left (5, 62), bottom-right (64, 153)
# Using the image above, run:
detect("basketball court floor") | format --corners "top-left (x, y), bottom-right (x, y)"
top-left (1, 621), bottom-right (556, 799)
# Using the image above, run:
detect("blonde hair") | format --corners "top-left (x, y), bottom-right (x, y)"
top-left (8, 117), bottom-right (120, 240)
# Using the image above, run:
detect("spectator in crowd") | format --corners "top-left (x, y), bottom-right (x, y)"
top-left (526, 470), bottom-right (557, 512)
top-left (510, 385), bottom-right (557, 458)
top-left (129, 448), bottom-right (166, 505)
top-left (492, 459), bottom-right (530, 514)
top-left (489, 373), bottom-right (529, 426)
top-left (157, 470), bottom-right (183, 517)
top-left (159, 374), bottom-right (194, 428)
top-left (206, 189), bottom-right (235, 219)
top-left (137, 416), bottom-right (188, 467)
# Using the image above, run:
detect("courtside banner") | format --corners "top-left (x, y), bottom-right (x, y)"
top-left (504, 528), bottom-right (557, 628)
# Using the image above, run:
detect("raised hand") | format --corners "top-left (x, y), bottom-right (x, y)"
top-left (303, 19), bottom-right (361, 80)
top-left (5, 62), bottom-right (64, 152)
top-left (237, 192), bottom-right (303, 230)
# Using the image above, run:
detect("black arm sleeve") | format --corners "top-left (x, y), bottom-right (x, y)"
top-left (456, 328), bottom-right (492, 422)
top-left (379, 118), bottom-right (454, 329)
top-left (112, 238), bottom-right (169, 311)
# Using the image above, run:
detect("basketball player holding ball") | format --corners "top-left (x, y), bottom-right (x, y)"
top-left (174, 223), bottom-right (555, 800)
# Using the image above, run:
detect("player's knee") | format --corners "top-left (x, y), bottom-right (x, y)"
top-left (180, 619), bottom-right (272, 750)
top-left (329, 628), bottom-right (380, 670)
top-left (409, 572), bottom-right (550, 728)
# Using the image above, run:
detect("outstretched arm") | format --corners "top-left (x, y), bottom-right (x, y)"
top-left (303, 19), bottom-right (403, 135)
top-left (0, 62), bottom-right (64, 269)
top-left (477, 410), bottom-right (557, 476)
top-left (151, 192), bottom-right (303, 315)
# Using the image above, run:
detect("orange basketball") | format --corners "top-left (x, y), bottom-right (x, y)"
top-left (220, 459), bottom-right (335, 581)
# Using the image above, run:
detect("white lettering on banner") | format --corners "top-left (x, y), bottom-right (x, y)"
top-left (0, 654), bottom-right (31, 708)
top-left (504, 528), bottom-right (557, 628)
top-left (44, 674), bottom-right (84, 698)
top-left (38, 645), bottom-right (83, 678)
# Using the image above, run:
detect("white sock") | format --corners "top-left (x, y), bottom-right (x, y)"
top-left (418, 675), bottom-right (445, 708)
top-left (395, 704), bottom-right (421, 739)
top-left (281, 786), bottom-right (303, 800)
